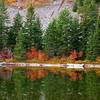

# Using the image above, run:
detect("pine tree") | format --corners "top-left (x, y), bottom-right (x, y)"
top-left (57, 9), bottom-right (81, 55)
top-left (0, 0), bottom-right (8, 50)
top-left (44, 9), bottom-right (82, 57)
top-left (86, 17), bottom-right (100, 60)
top-left (14, 30), bottom-right (26, 61)
top-left (7, 12), bottom-right (22, 50)
top-left (56, 9), bottom-right (72, 55)
top-left (67, 18), bottom-right (81, 51)
top-left (43, 19), bottom-right (58, 57)
top-left (25, 4), bottom-right (42, 51)
top-left (73, 0), bottom-right (99, 12)
top-left (79, 0), bottom-right (98, 52)
top-left (43, 9), bottom-right (70, 57)
top-left (73, 0), bottom-right (83, 12)
top-left (44, 9), bottom-right (81, 57)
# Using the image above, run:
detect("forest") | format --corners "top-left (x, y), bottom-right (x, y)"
top-left (0, 0), bottom-right (100, 63)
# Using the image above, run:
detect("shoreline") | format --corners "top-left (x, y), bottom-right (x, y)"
top-left (0, 62), bottom-right (100, 69)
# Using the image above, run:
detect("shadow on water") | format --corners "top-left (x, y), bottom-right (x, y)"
top-left (0, 67), bottom-right (100, 100)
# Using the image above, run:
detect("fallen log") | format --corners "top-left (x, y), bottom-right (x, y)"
top-left (0, 62), bottom-right (100, 69)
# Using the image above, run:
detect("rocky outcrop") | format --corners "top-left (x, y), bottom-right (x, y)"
top-left (6, 0), bottom-right (54, 7)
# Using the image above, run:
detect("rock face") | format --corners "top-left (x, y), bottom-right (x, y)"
top-left (7, 0), bottom-right (73, 29)
top-left (6, 0), bottom-right (73, 7)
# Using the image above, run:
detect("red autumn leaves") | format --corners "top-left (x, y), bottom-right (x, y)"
top-left (26, 48), bottom-right (83, 61)
top-left (69, 50), bottom-right (83, 60)
top-left (26, 48), bottom-right (47, 61)
top-left (26, 68), bottom-right (83, 81)
top-left (26, 69), bottom-right (48, 80)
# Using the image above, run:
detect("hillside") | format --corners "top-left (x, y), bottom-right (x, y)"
top-left (6, 0), bottom-right (56, 7)
top-left (5, 0), bottom-right (73, 7)
top-left (7, 0), bottom-right (73, 29)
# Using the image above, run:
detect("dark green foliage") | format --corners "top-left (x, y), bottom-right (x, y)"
top-left (42, 73), bottom-right (72, 100)
top-left (0, 1), bottom-right (99, 60)
top-left (73, 0), bottom-right (78, 12)
top-left (84, 71), bottom-right (100, 100)
top-left (73, 0), bottom-right (83, 12)
top-left (57, 10), bottom-right (81, 52)
top-left (44, 9), bottom-right (81, 57)
top-left (7, 12), bottom-right (22, 50)
top-left (0, 69), bottom-right (100, 100)
top-left (43, 19), bottom-right (59, 57)
top-left (13, 30), bottom-right (26, 61)
top-left (73, 0), bottom-right (99, 12)
top-left (56, 9), bottom-right (72, 55)
top-left (64, 18), bottom-right (81, 51)
top-left (44, 10), bottom-right (71, 57)
top-left (79, 0), bottom-right (98, 53)
top-left (0, 0), bottom-right (8, 50)
top-left (95, 0), bottom-right (100, 3)
top-left (86, 17), bottom-right (100, 60)
top-left (12, 68), bottom-right (41, 100)
top-left (41, 71), bottom-right (100, 100)
top-left (44, 0), bottom-right (99, 60)
top-left (25, 4), bottom-right (42, 51)
top-left (73, 0), bottom-right (100, 60)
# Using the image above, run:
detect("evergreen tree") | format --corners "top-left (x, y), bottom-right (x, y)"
top-left (73, 0), bottom-right (83, 12)
top-left (43, 19), bottom-right (59, 57)
top-left (7, 12), bottom-right (22, 50)
top-left (0, 0), bottom-right (8, 50)
top-left (56, 9), bottom-right (71, 55)
top-left (57, 9), bottom-right (81, 55)
top-left (25, 4), bottom-right (42, 51)
top-left (44, 9), bottom-right (82, 57)
top-left (79, 0), bottom-right (98, 52)
top-left (14, 30), bottom-right (26, 61)
top-left (44, 9), bottom-right (70, 57)
top-left (86, 17), bottom-right (100, 60)
top-left (73, 0), bottom-right (99, 12)
top-left (67, 18), bottom-right (81, 51)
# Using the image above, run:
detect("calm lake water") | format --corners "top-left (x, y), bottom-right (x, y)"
top-left (0, 67), bottom-right (100, 100)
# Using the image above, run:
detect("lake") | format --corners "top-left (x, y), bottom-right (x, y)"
top-left (0, 67), bottom-right (100, 100)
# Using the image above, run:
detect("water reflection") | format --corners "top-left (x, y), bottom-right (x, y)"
top-left (0, 67), bottom-right (99, 100)
top-left (0, 67), bottom-right (12, 80)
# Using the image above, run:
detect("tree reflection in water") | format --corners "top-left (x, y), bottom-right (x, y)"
top-left (0, 68), bottom-right (99, 100)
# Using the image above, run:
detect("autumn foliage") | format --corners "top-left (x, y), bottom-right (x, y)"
top-left (26, 69), bottom-right (48, 80)
top-left (5, 0), bottom-right (52, 7)
top-left (5, 0), bottom-right (16, 4)
top-left (26, 68), bottom-right (84, 81)
top-left (69, 50), bottom-right (83, 60)
top-left (26, 48), bottom-right (47, 61)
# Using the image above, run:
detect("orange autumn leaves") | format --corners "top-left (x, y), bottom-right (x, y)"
top-left (26, 48), bottom-right (47, 61)
top-left (26, 48), bottom-right (83, 62)
top-left (69, 50), bottom-right (83, 60)
top-left (26, 69), bottom-right (48, 80)
top-left (5, 0), bottom-right (52, 7)
top-left (26, 68), bottom-right (83, 81)
top-left (5, 0), bottom-right (16, 4)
